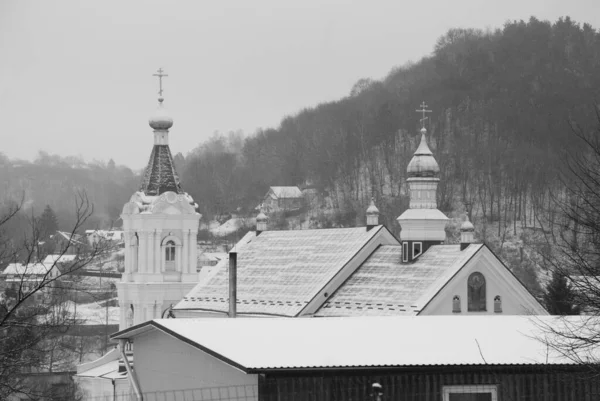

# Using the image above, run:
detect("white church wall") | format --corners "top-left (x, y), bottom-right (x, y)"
top-left (421, 247), bottom-right (547, 316)
top-left (134, 329), bottom-right (258, 398)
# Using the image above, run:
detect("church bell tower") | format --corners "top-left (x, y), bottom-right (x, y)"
top-left (117, 69), bottom-right (201, 329)
top-left (396, 103), bottom-right (448, 263)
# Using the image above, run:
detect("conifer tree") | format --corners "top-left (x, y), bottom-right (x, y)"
top-left (38, 205), bottom-right (58, 240)
top-left (543, 271), bottom-right (580, 315)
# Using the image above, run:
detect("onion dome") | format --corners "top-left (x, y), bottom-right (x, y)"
top-left (366, 197), bottom-right (379, 215)
top-left (149, 97), bottom-right (173, 130)
top-left (461, 215), bottom-right (475, 232)
top-left (407, 128), bottom-right (440, 178)
top-left (256, 211), bottom-right (268, 222)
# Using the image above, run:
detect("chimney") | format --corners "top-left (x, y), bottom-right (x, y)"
top-left (256, 210), bottom-right (268, 235)
top-left (228, 251), bottom-right (237, 318)
top-left (366, 197), bottom-right (379, 231)
top-left (460, 215), bottom-right (475, 251)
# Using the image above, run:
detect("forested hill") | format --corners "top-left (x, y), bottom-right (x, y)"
top-left (182, 17), bottom-right (600, 231)
top-left (0, 153), bottom-right (140, 237)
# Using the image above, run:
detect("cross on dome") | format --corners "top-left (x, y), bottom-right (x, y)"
top-left (153, 68), bottom-right (169, 97)
top-left (415, 101), bottom-right (432, 129)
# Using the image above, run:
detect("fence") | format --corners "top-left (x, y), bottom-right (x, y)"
top-left (78, 377), bottom-right (600, 401)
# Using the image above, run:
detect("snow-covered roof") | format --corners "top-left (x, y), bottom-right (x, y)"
top-left (316, 244), bottom-right (482, 316)
top-left (396, 208), bottom-right (449, 221)
top-left (55, 231), bottom-right (86, 245)
top-left (175, 226), bottom-right (388, 316)
top-left (113, 316), bottom-right (597, 371)
top-left (2, 262), bottom-right (54, 276)
top-left (85, 230), bottom-right (124, 241)
top-left (268, 186), bottom-right (303, 199)
top-left (198, 252), bottom-right (227, 263)
top-left (42, 254), bottom-right (78, 266)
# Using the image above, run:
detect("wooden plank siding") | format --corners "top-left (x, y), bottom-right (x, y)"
top-left (259, 365), bottom-right (600, 401)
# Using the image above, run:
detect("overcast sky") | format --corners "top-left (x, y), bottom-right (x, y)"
top-left (1, 1), bottom-right (599, 169)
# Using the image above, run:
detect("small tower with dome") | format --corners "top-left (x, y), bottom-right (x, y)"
top-left (397, 103), bottom-right (449, 263)
top-left (117, 69), bottom-right (201, 330)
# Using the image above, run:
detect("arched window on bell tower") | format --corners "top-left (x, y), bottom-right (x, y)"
top-left (165, 240), bottom-right (176, 270)
top-left (468, 272), bottom-right (486, 312)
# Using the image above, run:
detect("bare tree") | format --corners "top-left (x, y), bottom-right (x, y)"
top-left (0, 192), bottom-right (110, 400)
top-left (533, 107), bottom-right (600, 367)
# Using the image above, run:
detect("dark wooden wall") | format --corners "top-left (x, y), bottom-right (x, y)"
top-left (259, 365), bottom-right (600, 401)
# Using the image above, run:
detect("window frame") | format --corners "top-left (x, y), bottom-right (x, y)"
top-left (402, 242), bottom-right (408, 262)
top-left (443, 385), bottom-right (498, 401)
top-left (165, 240), bottom-right (176, 262)
top-left (412, 241), bottom-right (423, 259)
top-left (467, 271), bottom-right (487, 312)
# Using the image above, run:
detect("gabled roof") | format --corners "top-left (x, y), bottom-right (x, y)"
top-left (42, 254), bottom-right (78, 266)
top-left (268, 186), bottom-right (303, 199)
top-left (112, 316), bottom-right (595, 371)
top-left (174, 226), bottom-right (390, 317)
top-left (55, 231), bottom-right (86, 246)
top-left (140, 145), bottom-right (183, 196)
top-left (2, 262), bottom-right (55, 276)
top-left (316, 244), bottom-right (482, 316)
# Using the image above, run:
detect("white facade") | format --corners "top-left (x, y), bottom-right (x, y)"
top-left (133, 328), bottom-right (258, 398)
top-left (421, 246), bottom-right (547, 315)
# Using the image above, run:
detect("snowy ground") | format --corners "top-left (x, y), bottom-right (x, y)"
top-left (64, 299), bottom-right (120, 325)
top-left (210, 217), bottom-right (255, 237)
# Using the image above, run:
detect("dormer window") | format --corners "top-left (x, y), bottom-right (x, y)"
top-left (468, 272), bottom-right (486, 312)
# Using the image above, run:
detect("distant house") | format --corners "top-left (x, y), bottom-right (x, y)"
top-left (197, 252), bottom-right (227, 270)
top-left (112, 316), bottom-right (600, 400)
top-left (85, 230), bottom-right (125, 246)
top-left (259, 186), bottom-right (304, 213)
top-left (52, 231), bottom-right (87, 254)
top-left (1, 261), bottom-right (61, 302)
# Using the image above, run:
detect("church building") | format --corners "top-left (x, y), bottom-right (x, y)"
top-left (173, 121), bottom-right (546, 318)
top-left (76, 71), bottom-right (202, 399)
top-left (80, 79), bottom-right (547, 398)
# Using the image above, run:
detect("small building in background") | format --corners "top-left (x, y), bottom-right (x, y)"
top-left (85, 229), bottom-right (125, 247)
top-left (259, 186), bottom-right (304, 213)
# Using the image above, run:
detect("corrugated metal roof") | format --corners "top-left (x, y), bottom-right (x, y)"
top-left (114, 316), bottom-right (594, 370)
top-left (316, 244), bottom-right (482, 316)
top-left (174, 226), bottom-right (384, 316)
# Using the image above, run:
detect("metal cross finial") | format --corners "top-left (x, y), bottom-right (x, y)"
top-left (152, 68), bottom-right (169, 97)
top-left (415, 101), bottom-right (432, 128)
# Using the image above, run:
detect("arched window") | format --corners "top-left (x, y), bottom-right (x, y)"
top-left (165, 240), bottom-right (176, 262)
top-left (468, 272), bottom-right (486, 312)
top-left (494, 295), bottom-right (502, 313)
top-left (452, 295), bottom-right (461, 313)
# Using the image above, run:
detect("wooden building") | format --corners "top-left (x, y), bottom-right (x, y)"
top-left (111, 316), bottom-right (599, 401)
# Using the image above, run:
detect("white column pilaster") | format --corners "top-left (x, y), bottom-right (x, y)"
top-left (182, 230), bottom-right (189, 274)
top-left (176, 244), bottom-right (182, 274)
top-left (123, 234), bottom-right (130, 274)
top-left (132, 242), bottom-right (138, 273)
top-left (147, 230), bottom-right (154, 275)
top-left (138, 231), bottom-right (147, 273)
top-left (190, 231), bottom-right (198, 273)
top-left (119, 305), bottom-right (127, 331)
top-left (154, 230), bottom-right (162, 274)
